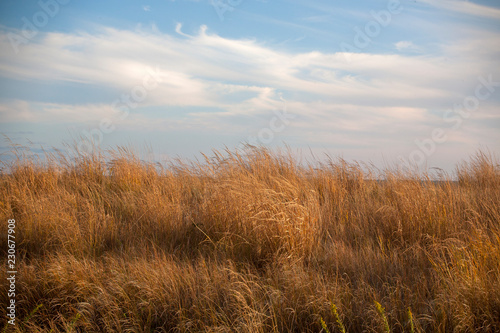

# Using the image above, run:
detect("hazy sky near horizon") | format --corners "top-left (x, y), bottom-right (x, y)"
top-left (0, 0), bottom-right (499, 171)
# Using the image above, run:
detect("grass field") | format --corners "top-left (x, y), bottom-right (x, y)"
top-left (1, 146), bottom-right (499, 332)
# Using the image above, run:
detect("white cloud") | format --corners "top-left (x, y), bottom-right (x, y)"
top-left (0, 25), bottom-right (496, 107)
top-left (395, 41), bottom-right (419, 52)
top-left (174, 23), bottom-right (191, 37)
top-left (143, 5), bottom-right (151, 11)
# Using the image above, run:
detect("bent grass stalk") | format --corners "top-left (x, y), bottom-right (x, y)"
top-left (331, 302), bottom-right (347, 333)
top-left (320, 302), bottom-right (346, 333)
top-left (408, 308), bottom-right (416, 333)
top-left (66, 312), bottom-right (81, 333)
top-left (320, 317), bottom-right (331, 333)
top-left (23, 304), bottom-right (43, 325)
top-left (374, 301), bottom-right (390, 333)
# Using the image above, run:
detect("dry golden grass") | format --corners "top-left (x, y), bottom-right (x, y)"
top-left (1, 145), bottom-right (499, 332)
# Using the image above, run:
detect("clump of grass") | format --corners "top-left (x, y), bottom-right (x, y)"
top-left (0, 144), bottom-right (499, 332)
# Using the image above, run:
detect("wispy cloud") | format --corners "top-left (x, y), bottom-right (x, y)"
top-left (0, 23), bottom-right (499, 157)
top-left (419, 0), bottom-right (500, 19)
top-left (0, 100), bottom-right (118, 123)
top-left (394, 41), bottom-right (420, 52)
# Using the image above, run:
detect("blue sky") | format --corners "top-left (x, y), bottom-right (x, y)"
top-left (0, 0), bottom-right (499, 172)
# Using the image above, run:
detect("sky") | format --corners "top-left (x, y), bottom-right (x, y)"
top-left (0, 0), bottom-right (499, 173)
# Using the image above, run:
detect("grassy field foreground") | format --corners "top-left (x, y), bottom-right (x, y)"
top-left (1, 146), bottom-right (500, 332)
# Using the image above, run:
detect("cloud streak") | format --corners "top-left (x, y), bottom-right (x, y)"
top-left (419, 0), bottom-right (500, 19)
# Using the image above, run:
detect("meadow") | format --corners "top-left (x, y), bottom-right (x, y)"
top-left (1, 145), bottom-right (499, 332)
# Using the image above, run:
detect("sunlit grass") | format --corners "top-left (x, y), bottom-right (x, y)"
top-left (0, 144), bottom-right (499, 332)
